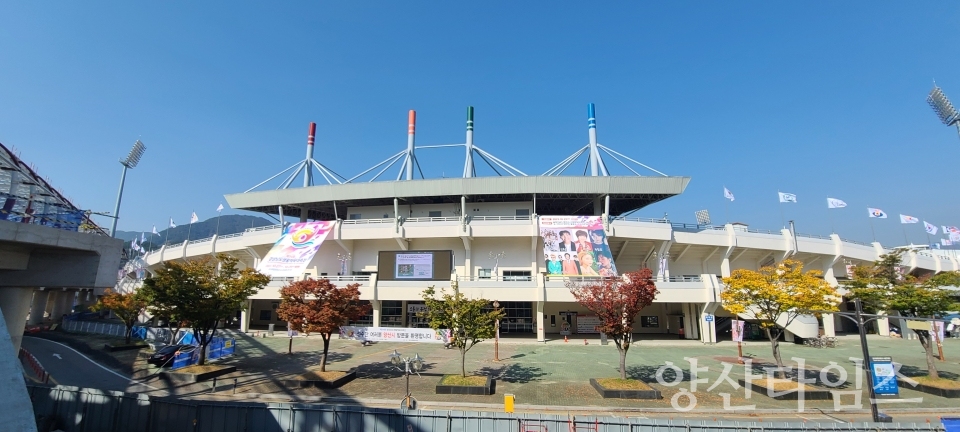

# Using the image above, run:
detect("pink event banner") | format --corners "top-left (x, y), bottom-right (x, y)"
top-left (256, 221), bottom-right (335, 277)
top-left (540, 216), bottom-right (618, 277)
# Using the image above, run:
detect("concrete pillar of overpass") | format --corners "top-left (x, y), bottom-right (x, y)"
top-left (0, 287), bottom-right (35, 352)
top-left (28, 290), bottom-right (50, 325)
top-left (0, 304), bottom-right (37, 432)
top-left (49, 291), bottom-right (74, 321)
top-left (784, 330), bottom-right (795, 343)
top-left (536, 301), bottom-right (545, 342)
top-left (371, 300), bottom-right (382, 327)
top-left (44, 291), bottom-right (59, 318)
top-left (240, 300), bottom-right (252, 333)
top-left (822, 313), bottom-right (836, 337)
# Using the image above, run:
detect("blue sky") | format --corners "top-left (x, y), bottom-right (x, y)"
top-left (1, 2), bottom-right (958, 246)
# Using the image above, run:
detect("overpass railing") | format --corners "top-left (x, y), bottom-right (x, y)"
top-left (25, 384), bottom-right (944, 432)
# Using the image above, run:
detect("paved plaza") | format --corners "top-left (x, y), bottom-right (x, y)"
top-left (28, 329), bottom-right (960, 422)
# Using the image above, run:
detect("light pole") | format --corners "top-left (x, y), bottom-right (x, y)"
top-left (109, 140), bottom-right (146, 237)
top-left (493, 300), bottom-right (501, 362)
top-left (389, 349), bottom-right (424, 410)
top-left (490, 251), bottom-right (505, 278)
top-left (337, 252), bottom-right (352, 276)
top-left (927, 84), bottom-right (960, 143)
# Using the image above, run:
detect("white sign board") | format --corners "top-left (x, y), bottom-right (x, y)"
top-left (576, 315), bottom-right (601, 334)
top-left (339, 326), bottom-right (450, 343)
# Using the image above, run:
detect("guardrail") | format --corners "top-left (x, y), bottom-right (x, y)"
top-left (19, 347), bottom-right (50, 383)
top-left (841, 237), bottom-right (873, 247)
top-left (341, 218), bottom-right (393, 225)
top-left (796, 233), bottom-right (832, 240)
top-left (456, 276), bottom-right (534, 282)
top-left (187, 236), bottom-right (214, 245)
top-left (661, 276), bottom-right (703, 282)
top-left (403, 216), bottom-right (461, 223)
top-left (470, 215), bottom-right (531, 221)
top-left (245, 224), bottom-right (282, 233)
top-left (612, 216), bottom-right (671, 224)
top-left (218, 232), bottom-right (243, 239)
top-left (318, 275), bottom-right (371, 282)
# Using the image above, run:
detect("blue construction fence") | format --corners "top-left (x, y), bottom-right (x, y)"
top-left (170, 334), bottom-right (236, 369)
top-left (26, 385), bottom-right (950, 432)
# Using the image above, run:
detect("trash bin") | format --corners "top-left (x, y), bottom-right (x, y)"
top-left (268, 324), bottom-right (275, 336)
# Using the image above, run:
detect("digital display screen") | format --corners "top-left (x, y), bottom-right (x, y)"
top-left (396, 253), bottom-right (434, 279)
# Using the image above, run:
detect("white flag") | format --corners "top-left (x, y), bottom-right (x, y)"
top-left (943, 239), bottom-right (953, 246)
top-left (899, 214), bottom-right (919, 224)
top-left (868, 208), bottom-right (887, 219)
top-left (778, 192), bottom-right (797, 203)
top-left (217, 203), bottom-right (224, 212)
top-left (943, 226), bottom-right (950, 235)
top-left (190, 212), bottom-right (199, 224)
top-left (951, 232), bottom-right (960, 242)
top-left (169, 218), bottom-right (177, 228)
top-left (132, 238), bottom-right (138, 249)
top-left (152, 225), bottom-right (158, 235)
top-left (827, 198), bottom-right (847, 209)
top-left (924, 222), bottom-right (938, 235)
top-left (141, 232), bottom-right (146, 243)
top-left (723, 187), bottom-right (735, 201)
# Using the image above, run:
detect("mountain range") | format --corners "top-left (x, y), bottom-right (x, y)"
top-left (116, 215), bottom-right (273, 251)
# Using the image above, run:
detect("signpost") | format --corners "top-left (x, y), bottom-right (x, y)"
top-left (704, 314), bottom-right (715, 345)
top-left (870, 356), bottom-right (899, 397)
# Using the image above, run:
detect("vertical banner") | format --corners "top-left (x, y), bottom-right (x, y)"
top-left (731, 319), bottom-right (745, 342)
top-left (257, 221), bottom-right (335, 277)
top-left (870, 356), bottom-right (899, 397)
top-left (540, 216), bottom-right (617, 277)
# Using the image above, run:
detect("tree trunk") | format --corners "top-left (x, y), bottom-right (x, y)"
top-left (618, 348), bottom-right (627, 380)
top-left (766, 328), bottom-right (784, 377)
top-left (916, 330), bottom-right (939, 379)
top-left (124, 323), bottom-right (133, 345)
top-left (461, 349), bottom-right (467, 377)
top-left (197, 330), bottom-right (208, 365)
top-left (320, 334), bottom-right (330, 372)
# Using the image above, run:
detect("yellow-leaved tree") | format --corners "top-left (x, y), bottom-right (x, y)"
top-left (721, 259), bottom-right (839, 372)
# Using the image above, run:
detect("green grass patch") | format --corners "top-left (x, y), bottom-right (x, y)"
top-left (440, 375), bottom-right (487, 386)
top-left (595, 378), bottom-right (653, 390)
top-left (914, 376), bottom-right (960, 389)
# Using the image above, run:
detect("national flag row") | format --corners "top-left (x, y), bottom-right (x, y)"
top-left (721, 187), bottom-right (959, 244)
top-left (130, 203), bottom-right (225, 253)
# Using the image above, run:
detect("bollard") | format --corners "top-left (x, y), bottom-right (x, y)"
top-left (211, 377), bottom-right (217, 393)
top-left (233, 378), bottom-right (238, 394)
top-left (504, 394), bottom-right (515, 413)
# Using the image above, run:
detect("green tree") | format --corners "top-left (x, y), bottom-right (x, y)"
top-left (722, 259), bottom-right (840, 372)
top-left (276, 279), bottom-right (370, 372)
top-left (91, 288), bottom-right (148, 344)
top-left (566, 268), bottom-right (659, 380)
top-left (141, 254), bottom-right (269, 365)
top-left (420, 286), bottom-right (504, 377)
top-left (845, 251), bottom-right (960, 380)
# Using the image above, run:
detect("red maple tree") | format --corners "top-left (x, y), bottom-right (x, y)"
top-left (566, 269), bottom-right (659, 379)
top-left (276, 279), bottom-right (371, 371)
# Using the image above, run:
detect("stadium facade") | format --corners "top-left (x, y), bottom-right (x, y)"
top-left (137, 105), bottom-right (958, 343)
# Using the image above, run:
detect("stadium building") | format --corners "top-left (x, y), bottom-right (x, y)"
top-left (138, 105), bottom-right (959, 343)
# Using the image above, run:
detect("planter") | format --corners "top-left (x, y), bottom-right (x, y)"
top-left (590, 378), bottom-right (661, 399)
top-left (159, 365), bottom-right (236, 383)
top-left (282, 370), bottom-right (357, 389)
top-left (104, 343), bottom-right (148, 352)
top-left (436, 375), bottom-right (493, 395)
top-left (898, 379), bottom-right (960, 398)
top-left (738, 378), bottom-right (832, 401)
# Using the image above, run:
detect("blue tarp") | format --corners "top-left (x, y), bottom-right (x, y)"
top-left (943, 418), bottom-right (960, 432)
top-left (170, 336), bottom-right (236, 369)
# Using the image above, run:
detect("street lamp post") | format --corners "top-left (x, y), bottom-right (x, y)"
top-left (109, 140), bottom-right (146, 237)
top-left (493, 300), bottom-right (501, 362)
top-left (389, 349), bottom-right (424, 410)
top-left (337, 252), bottom-right (351, 276)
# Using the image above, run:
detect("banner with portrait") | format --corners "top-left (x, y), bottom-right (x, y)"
top-left (731, 319), bottom-right (745, 342)
top-left (540, 216), bottom-right (617, 277)
top-left (257, 221), bottom-right (335, 277)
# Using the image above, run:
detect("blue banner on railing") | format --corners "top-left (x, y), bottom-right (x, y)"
top-left (170, 336), bottom-right (237, 370)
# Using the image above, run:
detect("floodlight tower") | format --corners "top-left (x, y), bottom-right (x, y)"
top-left (110, 140), bottom-right (146, 237)
top-left (927, 85), bottom-right (960, 142)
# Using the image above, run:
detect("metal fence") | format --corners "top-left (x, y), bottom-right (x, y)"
top-left (60, 319), bottom-right (171, 343)
top-left (26, 385), bottom-right (945, 432)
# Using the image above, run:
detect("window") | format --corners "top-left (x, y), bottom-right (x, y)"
top-left (641, 316), bottom-right (660, 328)
top-left (348, 214), bottom-right (361, 220)
top-left (381, 301), bottom-right (403, 327)
top-left (259, 310), bottom-right (272, 321)
top-left (503, 270), bottom-right (532, 281)
top-left (349, 300), bottom-right (373, 326)
top-left (516, 209), bottom-right (530, 216)
top-left (428, 211), bottom-right (442, 218)
top-left (478, 268), bottom-right (492, 279)
top-left (271, 302), bottom-right (279, 310)
top-left (352, 271), bottom-right (373, 276)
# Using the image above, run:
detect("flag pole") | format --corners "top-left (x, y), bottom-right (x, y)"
top-left (869, 218), bottom-right (876, 242)
top-left (901, 223), bottom-right (909, 246)
top-left (827, 207), bottom-right (835, 234)
top-left (164, 222), bottom-right (171, 246)
top-left (186, 212), bottom-right (194, 242)
top-left (216, 206), bottom-right (223, 236)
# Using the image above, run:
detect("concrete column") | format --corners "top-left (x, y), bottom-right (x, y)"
top-left (0, 287), bottom-right (35, 352)
top-left (0, 303), bottom-right (36, 432)
top-left (784, 330), bottom-right (795, 343)
top-left (44, 291), bottom-right (59, 318)
top-left (700, 305), bottom-right (717, 344)
top-left (28, 290), bottom-right (50, 325)
top-left (536, 301), bottom-right (545, 342)
top-left (371, 300), bottom-right (382, 327)
top-left (877, 311), bottom-right (890, 337)
top-left (50, 291), bottom-right (74, 320)
top-left (240, 300), bottom-right (252, 333)
top-left (822, 313), bottom-right (836, 337)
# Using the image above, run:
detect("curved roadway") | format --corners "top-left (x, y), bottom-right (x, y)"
top-left (22, 336), bottom-right (158, 393)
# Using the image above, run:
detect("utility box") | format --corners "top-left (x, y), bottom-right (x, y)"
top-left (268, 324), bottom-right (275, 336)
top-left (504, 393), bottom-right (515, 413)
